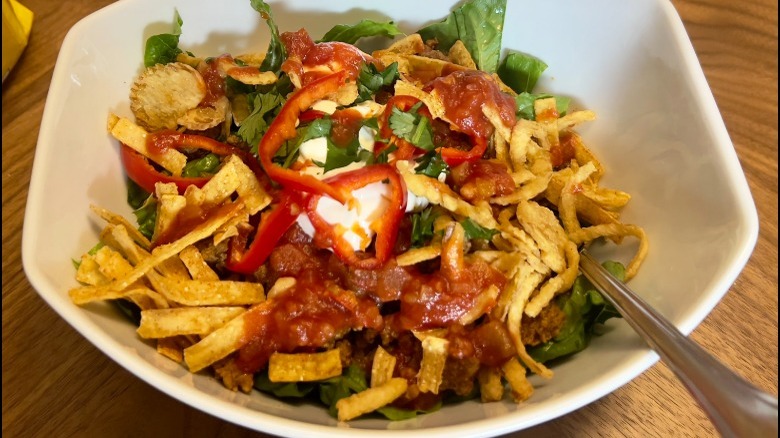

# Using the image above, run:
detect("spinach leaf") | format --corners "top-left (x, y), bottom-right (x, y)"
top-left (497, 51), bottom-right (547, 94)
top-left (254, 371), bottom-right (316, 398)
top-left (143, 10), bottom-right (183, 67)
top-left (318, 364), bottom-right (368, 417)
top-left (319, 20), bottom-right (403, 45)
top-left (250, 0), bottom-right (286, 73)
top-left (126, 178), bottom-right (151, 210)
top-left (321, 137), bottom-right (372, 173)
top-left (417, 0), bottom-right (507, 73)
top-left (239, 91), bottom-right (284, 152)
top-left (133, 197), bottom-right (158, 241)
top-left (460, 218), bottom-right (498, 241)
top-left (182, 153), bottom-right (220, 177)
top-left (112, 299), bottom-right (142, 325)
top-left (528, 261), bottom-right (625, 364)
top-left (515, 92), bottom-right (571, 121)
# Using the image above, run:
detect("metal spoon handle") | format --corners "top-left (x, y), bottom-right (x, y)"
top-left (578, 251), bottom-right (778, 438)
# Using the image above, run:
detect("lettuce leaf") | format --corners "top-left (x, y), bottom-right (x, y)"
top-left (497, 51), bottom-right (548, 94)
top-left (528, 261), bottom-right (625, 364)
top-left (515, 92), bottom-right (571, 121)
top-left (143, 10), bottom-right (183, 67)
top-left (319, 19), bottom-right (403, 45)
top-left (417, 0), bottom-right (507, 73)
top-left (250, 0), bottom-right (286, 73)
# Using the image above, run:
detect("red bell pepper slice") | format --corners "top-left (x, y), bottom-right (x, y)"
top-left (306, 164), bottom-right (407, 270)
top-left (120, 145), bottom-right (210, 194)
top-left (225, 190), bottom-right (306, 274)
top-left (438, 134), bottom-right (488, 166)
top-left (258, 70), bottom-right (350, 203)
top-left (121, 131), bottom-right (270, 195)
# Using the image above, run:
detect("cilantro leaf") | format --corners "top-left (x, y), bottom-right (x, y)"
top-left (322, 137), bottom-right (372, 172)
top-left (410, 206), bottom-right (439, 247)
top-left (460, 217), bottom-right (498, 241)
top-left (238, 92), bottom-right (284, 152)
top-left (356, 62), bottom-right (399, 103)
top-left (143, 10), bottom-right (183, 67)
top-left (414, 150), bottom-right (449, 178)
top-left (389, 103), bottom-right (434, 150)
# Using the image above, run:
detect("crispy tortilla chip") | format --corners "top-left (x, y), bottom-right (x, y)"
top-left (268, 349), bottom-right (342, 382)
top-left (178, 95), bottom-right (229, 131)
top-left (416, 336), bottom-right (449, 394)
top-left (501, 357), bottom-right (534, 402)
top-left (156, 336), bottom-right (192, 363)
top-left (108, 116), bottom-right (187, 176)
top-left (570, 223), bottom-right (648, 280)
top-left (137, 307), bottom-right (246, 338)
top-left (109, 202), bottom-right (245, 291)
top-left (213, 358), bottom-right (254, 393)
top-left (90, 205), bottom-right (151, 250)
top-left (336, 378), bottom-right (408, 422)
top-left (448, 40), bottom-right (477, 69)
top-left (179, 245), bottom-right (220, 281)
top-left (478, 366), bottom-right (505, 402)
top-left (458, 284), bottom-right (500, 325)
top-left (130, 62), bottom-right (206, 131)
top-left (154, 276), bottom-right (264, 306)
top-left (395, 245), bottom-right (441, 267)
top-left (385, 33), bottom-right (425, 54)
top-left (183, 304), bottom-right (259, 373)
top-left (524, 240), bottom-right (580, 318)
top-left (371, 346), bottom-right (397, 388)
top-left (69, 285), bottom-right (168, 311)
top-left (516, 201), bottom-right (568, 273)
top-left (483, 104), bottom-right (512, 145)
top-left (266, 277), bottom-right (296, 299)
top-left (75, 253), bottom-right (109, 286)
top-left (397, 162), bottom-right (498, 230)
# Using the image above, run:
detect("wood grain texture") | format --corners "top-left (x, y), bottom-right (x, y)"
top-left (2, 0), bottom-right (777, 437)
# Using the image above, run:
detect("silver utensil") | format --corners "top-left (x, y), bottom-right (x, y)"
top-left (578, 250), bottom-right (778, 438)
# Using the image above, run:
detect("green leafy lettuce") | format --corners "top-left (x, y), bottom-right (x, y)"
top-left (319, 19), bottom-right (403, 45)
top-left (515, 92), bottom-right (571, 121)
top-left (417, 0), bottom-right (507, 73)
top-left (497, 51), bottom-right (547, 94)
top-left (143, 10), bottom-right (183, 67)
top-left (250, 0), bottom-right (286, 73)
top-left (528, 261), bottom-right (625, 363)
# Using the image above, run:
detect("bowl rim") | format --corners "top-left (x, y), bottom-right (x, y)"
top-left (21, 0), bottom-right (759, 436)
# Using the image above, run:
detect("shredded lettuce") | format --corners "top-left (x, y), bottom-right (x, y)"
top-left (143, 10), bottom-right (183, 67)
top-left (417, 0), bottom-right (507, 73)
top-left (528, 261), bottom-right (625, 363)
top-left (319, 19), bottom-right (403, 45)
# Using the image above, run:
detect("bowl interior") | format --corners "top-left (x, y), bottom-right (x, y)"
top-left (23, 0), bottom-right (758, 436)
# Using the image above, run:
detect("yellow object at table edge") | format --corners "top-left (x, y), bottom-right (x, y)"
top-left (2, 0), bottom-right (34, 82)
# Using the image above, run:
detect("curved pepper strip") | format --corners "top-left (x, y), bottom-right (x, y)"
top-left (121, 131), bottom-right (271, 195)
top-left (225, 190), bottom-right (306, 274)
top-left (377, 95), bottom-right (432, 161)
top-left (258, 70), bottom-right (350, 204)
top-left (438, 133), bottom-right (488, 166)
top-left (120, 145), bottom-right (210, 194)
top-left (306, 164), bottom-right (407, 270)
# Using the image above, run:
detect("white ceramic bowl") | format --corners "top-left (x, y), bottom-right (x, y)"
top-left (22, 0), bottom-right (758, 436)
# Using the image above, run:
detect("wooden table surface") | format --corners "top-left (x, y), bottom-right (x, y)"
top-left (3, 1), bottom-right (777, 437)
